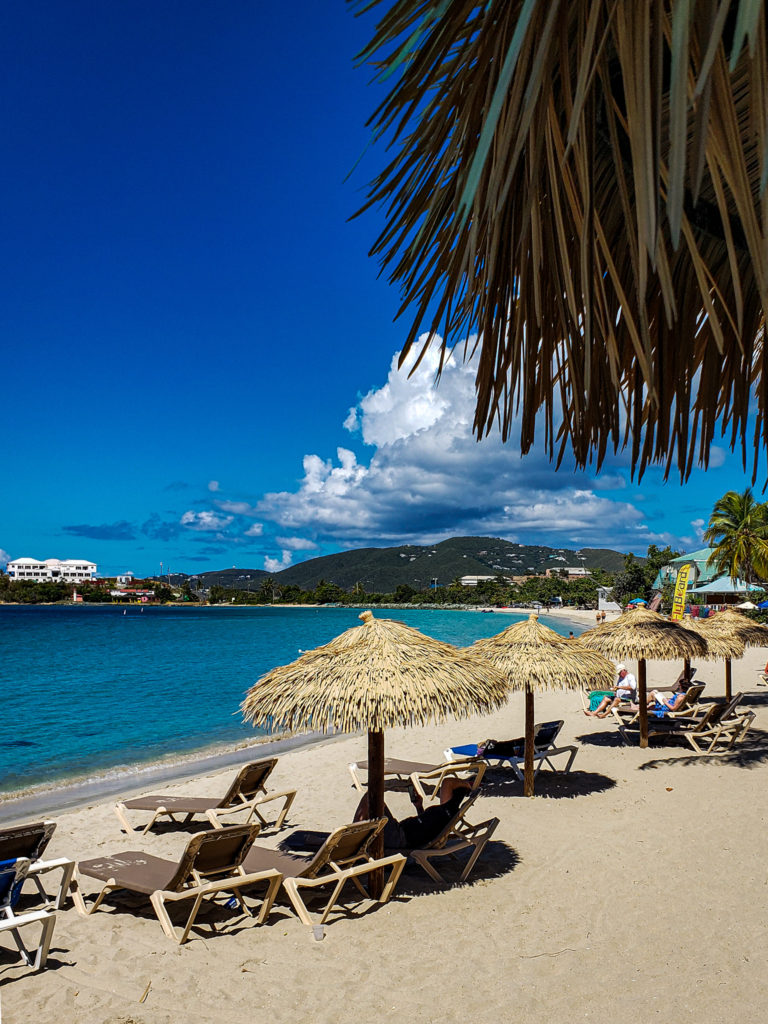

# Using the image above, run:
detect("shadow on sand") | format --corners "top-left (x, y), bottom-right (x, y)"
top-left (637, 726), bottom-right (768, 770)
top-left (478, 767), bottom-right (616, 799)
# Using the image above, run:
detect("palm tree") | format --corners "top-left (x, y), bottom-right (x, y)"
top-left (703, 490), bottom-right (768, 586)
top-left (354, 2), bottom-right (768, 481)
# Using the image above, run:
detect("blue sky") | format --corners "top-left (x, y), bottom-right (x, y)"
top-left (0, 1), bottom-right (759, 578)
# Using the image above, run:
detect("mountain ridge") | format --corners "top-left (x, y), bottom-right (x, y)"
top-left (170, 537), bottom-right (629, 592)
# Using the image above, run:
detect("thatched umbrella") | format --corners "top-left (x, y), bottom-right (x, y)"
top-left (467, 614), bottom-right (614, 796)
top-left (693, 609), bottom-right (768, 699)
top-left (355, 2), bottom-right (768, 481)
top-left (680, 613), bottom-right (746, 701)
top-left (579, 607), bottom-right (707, 748)
top-left (241, 610), bottom-right (509, 893)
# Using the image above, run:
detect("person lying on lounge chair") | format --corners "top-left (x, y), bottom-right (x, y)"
top-left (648, 679), bottom-right (691, 717)
top-left (584, 664), bottom-right (637, 717)
top-left (353, 778), bottom-right (471, 851)
top-left (621, 678), bottom-right (691, 717)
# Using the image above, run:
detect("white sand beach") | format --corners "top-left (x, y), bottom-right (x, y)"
top-left (3, 647), bottom-right (768, 1024)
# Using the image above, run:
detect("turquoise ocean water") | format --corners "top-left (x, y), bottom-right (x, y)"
top-left (1, 605), bottom-right (578, 799)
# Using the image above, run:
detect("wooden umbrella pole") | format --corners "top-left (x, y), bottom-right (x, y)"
top-left (367, 729), bottom-right (385, 898)
top-left (725, 658), bottom-right (732, 701)
top-left (524, 686), bottom-right (535, 797)
top-left (638, 659), bottom-right (649, 749)
top-left (683, 658), bottom-right (691, 681)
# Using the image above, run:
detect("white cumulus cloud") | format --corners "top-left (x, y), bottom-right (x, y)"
top-left (0, 548), bottom-right (10, 567)
top-left (256, 341), bottom-right (672, 551)
top-left (276, 536), bottom-right (317, 551)
top-left (180, 510), bottom-right (234, 532)
top-left (208, 480), bottom-right (220, 492)
top-left (244, 524), bottom-right (264, 537)
top-left (264, 550), bottom-right (293, 572)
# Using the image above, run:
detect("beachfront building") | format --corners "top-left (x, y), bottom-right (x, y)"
top-left (544, 566), bottom-right (592, 579)
top-left (459, 574), bottom-right (512, 586)
top-left (7, 557), bottom-right (98, 582)
top-left (652, 548), bottom-right (719, 590)
top-left (116, 572), bottom-right (135, 586)
top-left (687, 577), bottom-right (764, 606)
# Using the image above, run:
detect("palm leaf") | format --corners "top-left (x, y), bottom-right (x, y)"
top-left (353, 0), bottom-right (768, 480)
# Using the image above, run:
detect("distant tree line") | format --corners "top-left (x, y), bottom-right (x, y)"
top-left (0, 576), bottom-right (175, 604)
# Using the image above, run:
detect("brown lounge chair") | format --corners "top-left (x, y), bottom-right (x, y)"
top-left (611, 683), bottom-right (706, 742)
top-left (0, 820), bottom-right (74, 910)
top-left (407, 790), bottom-right (500, 884)
top-left (114, 758), bottom-right (296, 835)
top-left (240, 819), bottom-right (406, 926)
top-left (619, 692), bottom-right (754, 753)
top-left (71, 823), bottom-right (282, 944)
top-left (347, 757), bottom-right (485, 801)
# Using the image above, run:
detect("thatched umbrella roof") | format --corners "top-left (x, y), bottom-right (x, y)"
top-left (689, 608), bottom-right (768, 698)
top-left (241, 610), bottom-right (509, 890)
top-left (681, 614), bottom-right (745, 661)
top-left (468, 614), bottom-right (614, 691)
top-left (467, 614), bottom-right (614, 795)
top-left (578, 607), bottom-right (707, 661)
top-left (578, 607), bottom-right (707, 747)
top-left (241, 610), bottom-right (510, 734)
top-left (703, 608), bottom-right (768, 647)
top-left (355, 2), bottom-right (768, 479)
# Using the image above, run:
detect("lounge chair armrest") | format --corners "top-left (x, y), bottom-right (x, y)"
top-left (283, 855), bottom-right (406, 926)
top-left (208, 789), bottom-right (297, 831)
top-left (453, 817), bottom-right (499, 842)
top-left (409, 761), bottom-right (483, 801)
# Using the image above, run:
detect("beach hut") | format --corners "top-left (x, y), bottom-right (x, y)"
top-left (241, 609), bottom-right (509, 894)
top-left (467, 614), bottom-right (614, 796)
top-left (579, 607), bottom-right (707, 748)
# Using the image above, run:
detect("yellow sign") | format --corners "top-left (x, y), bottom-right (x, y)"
top-left (670, 564), bottom-right (692, 621)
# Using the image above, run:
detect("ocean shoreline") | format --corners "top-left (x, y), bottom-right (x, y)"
top-left (0, 727), bottom-right (348, 825)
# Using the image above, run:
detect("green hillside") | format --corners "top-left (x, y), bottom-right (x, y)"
top-left (270, 537), bottom-right (627, 592)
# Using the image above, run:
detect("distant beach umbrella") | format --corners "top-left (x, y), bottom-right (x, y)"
top-left (467, 614), bottom-right (614, 796)
top-left (681, 614), bottom-right (746, 700)
top-left (241, 609), bottom-right (509, 893)
top-left (579, 607), bottom-right (707, 748)
top-left (691, 608), bottom-right (768, 700)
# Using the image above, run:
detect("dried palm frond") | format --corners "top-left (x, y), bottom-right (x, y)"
top-left (681, 613), bottom-right (746, 659)
top-left (241, 609), bottom-right (509, 734)
top-left (468, 613), bottom-right (614, 691)
top-left (353, 0), bottom-right (768, 479)
top-left (578, 605), bottom-right (708, 658)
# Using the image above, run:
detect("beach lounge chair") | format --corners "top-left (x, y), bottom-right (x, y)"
top-left (618, 693), bottom-right (754, 752)
top-left (114, 758), bottom-right (297, 835)
top-left (0, 858), bottom-right (57, 970)
top-left (406, 790), bottom-right (500, 884)
top-left (241, 819), bottom-right (406, 926)
top-left (71, 823), bottom-right (282, 944)
top-left (444, 721), bottom-right (577, 781)
top-left (0, 820), bottom-right (74, 911)
top-left (611, 683), bottom-right (706, 741)
top-left (347, 756), bottom-right (485, 801)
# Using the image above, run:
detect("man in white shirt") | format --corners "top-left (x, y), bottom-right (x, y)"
top-left (585, 663), bottom-right (637, 717)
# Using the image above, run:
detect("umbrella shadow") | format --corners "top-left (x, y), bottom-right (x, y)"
top-left (277, 830), bottom-right (520, 894)
top-left (393, 840), bottom-right (520, 895)
top-left (575, 728), bottom-right (627, 748)
top-left (638, 726), bottom-right (768, 770)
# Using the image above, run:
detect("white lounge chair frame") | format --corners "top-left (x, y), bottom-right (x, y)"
top-left (347, 757), bottom-right (482, 800)
top-left (0, 859), bottom-right (57, 971)
top-left (444, 721), bottom-right (577, 781)
top-left (0, 820), bottom-right (74, 911)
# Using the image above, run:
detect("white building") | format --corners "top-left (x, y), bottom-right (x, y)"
top-left (7, 557), bottom-right (97, 582)
top-left (116, 572), bottom-right (135, 586)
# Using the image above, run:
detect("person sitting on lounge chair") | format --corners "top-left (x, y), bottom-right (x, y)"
top-left (353, 778), bottom-right (471, 851)
top-left (585, 664), bottom-right (637, 717)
